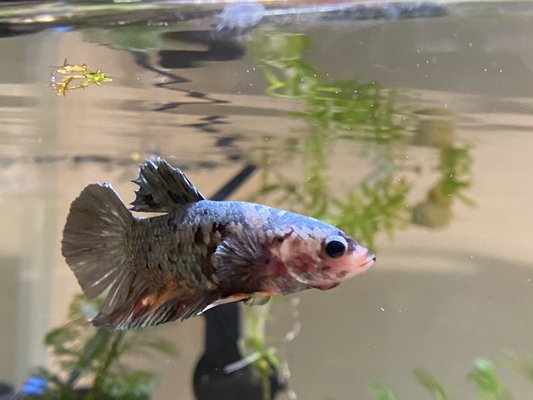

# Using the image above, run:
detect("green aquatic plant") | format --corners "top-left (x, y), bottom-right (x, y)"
top-left (412, 144), bottom-right (475, 228)
top-left (434, 145), bottom-right (475, 207)
top-left (413, 368), bottom-right (452, 400)
top-left (26, 294), bottom-right (177, 400)
top-left (369, 383), bottom-right (400, 400)
top-left (243, 302), bottom-right (281, 400)
top-left (250, 29), bottom-right (415, 249)
top-left (248, 27), bottom-right (476, 399)
top-left (369, 356), bottom-right (527, 400)
top-left (51, 60), bottom-right (112, 96)
top-left (331, 177), bottom-right (411, 251)
top-left (251, 30), bottom-right (318, 99)
top-left (83, 25), bottom-right (171, 53)
top-left (252, 28), bottom-right (475, 241)
top-left (251, 135), bottom-right (411, 253)
top-left (467, 358), bottom-right (514, 400)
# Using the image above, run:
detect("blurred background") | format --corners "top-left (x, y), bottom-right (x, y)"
top-left (1, 1), bottom-right (533, 399)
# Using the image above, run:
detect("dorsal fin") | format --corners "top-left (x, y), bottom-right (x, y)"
top-left (130, 159), bottom-right (205, 212)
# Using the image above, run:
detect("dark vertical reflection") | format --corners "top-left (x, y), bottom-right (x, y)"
top-left (193, 304), bottom-right (284, 400)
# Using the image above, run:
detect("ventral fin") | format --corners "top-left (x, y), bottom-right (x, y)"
top-left (311, 282), bottom-right (340, 291)
top-left (244, 295), bottom-right (271, 306)
top-left (130, 158), bottom-right (205, 212)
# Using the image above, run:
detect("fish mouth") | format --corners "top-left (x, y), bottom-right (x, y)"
top-left (340, 249), bottom-right (375, 281)
top-left (361, 254), bottom-right (376, 269)
top-left (352, 245), bottom-right (375, 270)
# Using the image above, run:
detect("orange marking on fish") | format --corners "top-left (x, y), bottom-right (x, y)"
top-left (141, 276), bottom-right (186, 309)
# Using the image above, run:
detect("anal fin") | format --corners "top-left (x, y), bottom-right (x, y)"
top-left (93, 286), bottom-right (219, 329)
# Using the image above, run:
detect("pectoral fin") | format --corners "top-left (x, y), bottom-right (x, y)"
top-left (212, 228), bottom-right (265, 283)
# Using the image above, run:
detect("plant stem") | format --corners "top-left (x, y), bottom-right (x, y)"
top-left (88, 330), bottom-right (125, 400)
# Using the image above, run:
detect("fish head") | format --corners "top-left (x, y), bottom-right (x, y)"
top-left (278, 227), bottom-right (375, 290)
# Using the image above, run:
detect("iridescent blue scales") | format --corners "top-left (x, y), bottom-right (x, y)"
top-left (61, 159), bottom-right (375, 329)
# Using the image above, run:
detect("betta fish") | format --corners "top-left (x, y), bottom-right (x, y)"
top-left (61, 159), bottom-right (375, 329)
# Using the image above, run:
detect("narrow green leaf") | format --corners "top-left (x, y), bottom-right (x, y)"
top-left (368, 383), bottom-right (400, 400)
top-left (413, 369), bottom-right (449, 400)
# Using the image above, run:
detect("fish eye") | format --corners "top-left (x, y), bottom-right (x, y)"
top-left (325, 235), bottom-right (347, 259)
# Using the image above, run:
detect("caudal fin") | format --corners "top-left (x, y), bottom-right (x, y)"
top-left (62, 183), bottom-right (135, 317)
top-left (62, 182), bottom-right (218, 330)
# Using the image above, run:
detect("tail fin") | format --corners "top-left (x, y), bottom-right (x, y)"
top-left (62, 183), bottom-right (135, 317)
top-left (62, 183), bottom-right (219, 329)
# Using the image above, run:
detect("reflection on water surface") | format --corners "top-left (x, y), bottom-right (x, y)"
top-left (1, 2), bottom-right (533, 400)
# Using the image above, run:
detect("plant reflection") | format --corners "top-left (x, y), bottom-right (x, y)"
top-left (252, 29), bottom-right (412, 147)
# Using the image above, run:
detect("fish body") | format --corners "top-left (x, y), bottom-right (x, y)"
top-left (62, 159), bottom-right (375, 329)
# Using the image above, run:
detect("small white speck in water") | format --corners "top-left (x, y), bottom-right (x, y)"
top-left (380, 307), bottom-right (385, 312)
top-left (285, 321), bottom-right (301, 342)
top-left (287, 390), bottom-right (298, 400)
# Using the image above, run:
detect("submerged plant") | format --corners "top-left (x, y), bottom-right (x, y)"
top-left (467, 358), bottom-right (514, 400)
top-left (243, 302), bottom-right (282, 400)
top-left (51, 60), bottom-right (112, 96)
top-left (369, 383), bottom-right (400, 400)
top-left (23, 294), bottom-right (177, 400)
top-left (369, 355), bottom-right (530, 400)
top-left (413, 368), bottom-right (452, 400)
